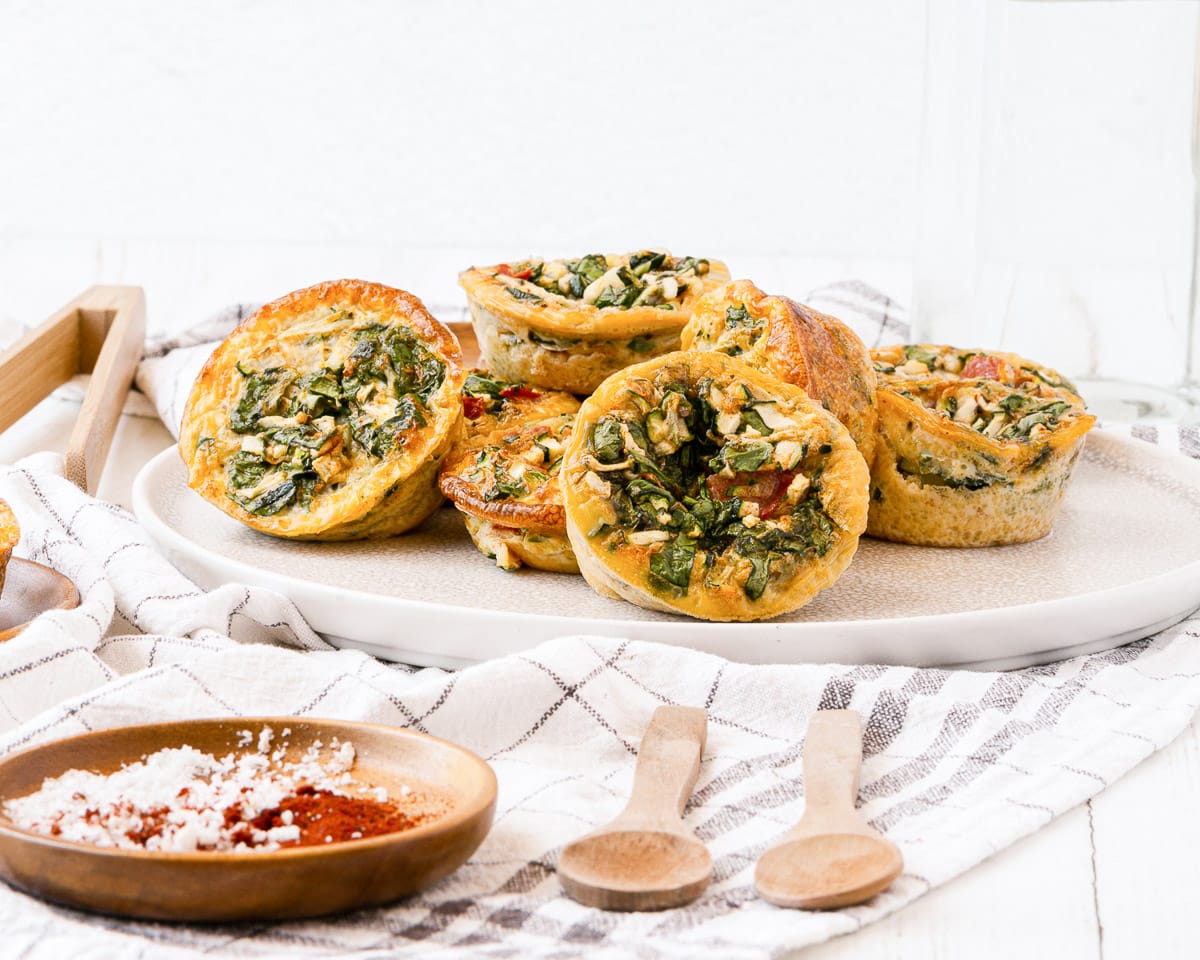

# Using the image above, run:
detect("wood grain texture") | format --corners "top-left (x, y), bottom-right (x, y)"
top-left (0, 718), bottom-right (496, 921)
top-left (0, 304), bottom-right (81, 432)
top-left (0, 284), bottom-right (145, 495)
top-left (64, 286), bottom-right (146, 494)
top-left (756, 711), bottom-right (903, 910)
top-left (557, 705), bottom-right (711, 911)
top-left (0, 559), bottom-right (80, 640)
top-left (1090, 713), bottom-right (1200, 959)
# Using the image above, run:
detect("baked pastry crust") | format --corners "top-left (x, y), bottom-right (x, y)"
top-left (561, 351), bottom-right (869, 621)
top-left (179, 279), bottom-right (465, 540)
top-left (0, 499), bottom-right (18, 599)
top-left (459, 251), bottom-right (730, 394)
top-left (871, 343), bottom-right (1080, 396)
top-left (439, 413), bottom-right (577, 572)
top-left (682, 280), bottom-right (878, 467)
top-left (868, 374), bottom-right (1096, 546)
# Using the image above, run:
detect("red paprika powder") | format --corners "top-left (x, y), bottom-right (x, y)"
top-left (247, 785), bottom-right (422, 846)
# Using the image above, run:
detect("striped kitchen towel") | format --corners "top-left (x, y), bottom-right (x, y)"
top-left (0, 282), bottom-right (1192, 957)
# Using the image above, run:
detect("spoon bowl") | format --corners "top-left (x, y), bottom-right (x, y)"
top-left (755, 831), bottom-right (903, 909)
top-left (559, 829), bottom-right (712, 911)
top-left (754, 710), bottom-right (903, 910)
top-left (557, 706), bottom-right (710, 912)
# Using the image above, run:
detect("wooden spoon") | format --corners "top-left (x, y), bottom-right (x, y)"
top-left (755, 709), bottom-right (903, 909)
top-left (558, 705), bottom-right (711, 911)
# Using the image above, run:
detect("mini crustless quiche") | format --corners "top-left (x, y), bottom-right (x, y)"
top-left (438, 413), bottom-right (578, 573)
top-left (458, 250), bottom-right (731, 394)
top-left (868, 375), bottom-right (1096, 547)
top-left (179, 279), bottom-right (466, 540)
top-left (561, 351), bottom-right (869, 622)
top-left (459, 369), bottom-right (580, 442)
top-left (682, 279), bottom-right (879, 467)
top-left (871, 343), bottom-right (1081, 396)
top-left (0, 499), bottom-right (18, 599)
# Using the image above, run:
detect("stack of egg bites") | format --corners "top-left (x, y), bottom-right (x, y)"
top-left (180, 257), bottom-right (1095, 624)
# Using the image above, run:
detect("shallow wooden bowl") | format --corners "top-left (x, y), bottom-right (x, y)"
top-left (0, 559), bottom-right (80, 641)
top-left (0, 717), bottom-right (497, 921)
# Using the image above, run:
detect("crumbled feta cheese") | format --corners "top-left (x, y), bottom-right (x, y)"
top-left (3, 728), bottom-right (400, 854)
top-left (715, 410), bottom-right (741, 435)
top-left (786, 474), bottom-right (811, 499)
top-left (583, 471), bottom-right (611, 497)
top-left (627, 530), bottom-right (671, 546)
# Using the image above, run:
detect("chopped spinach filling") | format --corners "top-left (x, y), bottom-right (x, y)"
top-left (702, 301), bottom-right (769, 358)
top-left (460, 420), bottom-right (569, 504)
top-left (896, 453), bottom-right (1008, 491)
top-left (1022, 366), bottom-right (1078, 394)
top-left (500, 251), bottom-right (711, 311)
top-left (903, 345), bottom-right (938, 369)
top-left (929, 384), bottom-right (1074, 442)
top-left (462, 370), bottom-right (539, 418)
top-left (584, 380), bottom-right (836, 601)
top-left (463, 371), bottom-right (515, 402)
top-left (225, 324), bottom-right (446, 516)
top-left (723, 304), bottom-right (754, 327)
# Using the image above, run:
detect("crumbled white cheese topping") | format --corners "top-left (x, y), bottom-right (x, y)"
top-left (2, 729), bottom-right (383, 853)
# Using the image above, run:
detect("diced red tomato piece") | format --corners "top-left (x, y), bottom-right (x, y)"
top-left (756, 471), bottom-right (796, 519)
top-left (497, 263), bottom-right (533, 280)
top-left (706, 470), bottom-right (795, 519)
top-left (499, 385), bottom-right (541, 400)
top-left (961, 354), bottom-right (1015, 383)
top-left (462, 396), bottom-right (487, 419)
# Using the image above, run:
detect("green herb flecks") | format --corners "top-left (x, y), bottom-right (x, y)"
top-left (897, 454), bottom-right (1008, 490)
top-left (231, 367), bottom-right (293, 433)
top-left (584, 380), bottom-right (838, 602)
top-left (523, 251), bottom-right (711, 310)
top-left (463, 371), bottom-right (512, 400)
top-left (590, 419), bottom-right (626, 464)
top-left (724, 304), bottom-right (753, 327)
top-left (573, 254), bottom-right (608, 286)
top-left (350, 395), bottom-right (426, 458)
top-left (709, 439), bottom-right (772, 474)
top-left (903, 345), bottom-right (938, 369)
top-left (225, 324), bottom-right (446, 516)
top-left (1003, 400), bottom-right (1069, 440)
top-left (649, 535), bottom-right (697, 592)
top-left (505, 286), bottom-right (544, 303)
top-left (743, 555), bottom-right (770, 601)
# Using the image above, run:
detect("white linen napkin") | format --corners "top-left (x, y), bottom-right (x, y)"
top-left (0, 282), bottom-right (1195, 958)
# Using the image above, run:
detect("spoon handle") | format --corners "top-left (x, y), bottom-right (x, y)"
top-left (795, 709), bottom-right (866, 836)
top-left (618, 706), bottom-right (707, 832)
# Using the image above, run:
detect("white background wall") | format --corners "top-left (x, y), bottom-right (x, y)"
top-left (1, 0), bottom-right (1197, 386)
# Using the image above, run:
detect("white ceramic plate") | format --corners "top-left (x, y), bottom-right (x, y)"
top-left (133, 433), bottom-right (1200, 670)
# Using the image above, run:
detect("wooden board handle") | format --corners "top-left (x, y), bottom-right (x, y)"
top-left (0, 286), bottom-right (146, 495)
top-left (618, 705), bottom-right (707, 832)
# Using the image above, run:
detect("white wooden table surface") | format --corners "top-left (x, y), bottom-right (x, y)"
top-left (1, 242), bottom-right (1198, 958)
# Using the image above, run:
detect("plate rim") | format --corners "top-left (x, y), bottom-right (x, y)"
top-left (132, 432), bottom-right (1200, 670)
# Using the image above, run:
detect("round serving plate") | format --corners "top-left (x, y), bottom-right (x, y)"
top-left (133, 432), bottom-right (1200, 671)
